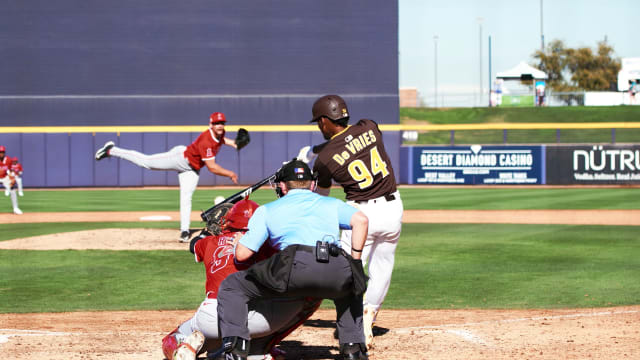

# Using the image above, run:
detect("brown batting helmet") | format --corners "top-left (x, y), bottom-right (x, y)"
top-left (310, 95), bottom-right (349, 123)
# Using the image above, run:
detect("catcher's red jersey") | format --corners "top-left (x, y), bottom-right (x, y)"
top-left (183, 128), bottom-right (225, 171)
top-left (194, 229), bottom-right (276, 299)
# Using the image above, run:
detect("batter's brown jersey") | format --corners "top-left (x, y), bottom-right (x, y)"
top-left (313, 119), bottom-right (397, 201)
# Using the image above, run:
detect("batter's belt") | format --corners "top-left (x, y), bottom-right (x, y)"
top-left (354, 190), bottom-right (399, 205)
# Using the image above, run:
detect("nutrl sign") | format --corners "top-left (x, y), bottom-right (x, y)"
top-left (547, 145), bottom-right (640, 184)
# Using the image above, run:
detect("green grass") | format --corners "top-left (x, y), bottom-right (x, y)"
top-left (0, 250), bottom-right (204, 313)
top-left (399, 188), bottom-right (640, 210)
top-left (1, 187), bottom-right (638, 313)
top-left (387, 223), bottom-right (640, 309)
top-left (400, 106), bottom-right (640, 124)
top-left (1, 223), bottom-right (638, 313)
top-left (400, 106), bottom-right (640, 145)
top-left (9, 188), bottom-right (282, 213)
top-left (4, 187), bottom-right (637, 216)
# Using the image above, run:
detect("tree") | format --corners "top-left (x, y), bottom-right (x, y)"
top-left (532, 40), bottom-right (621, 92)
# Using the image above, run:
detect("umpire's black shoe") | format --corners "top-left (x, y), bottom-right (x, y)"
top-left (218, 337), bottom-right (249, 360)
top-left (340, 343), bottom-right (369, 360)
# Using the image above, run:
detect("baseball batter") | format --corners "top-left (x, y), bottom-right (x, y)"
top-left (307, 95), bottom-right (403, 349)
top-left (95, 112), bottom-right (247, 242)
top-left (0, 146), bottom-right (22, 215)
top-left (163, 199), bottom-right (320, 360)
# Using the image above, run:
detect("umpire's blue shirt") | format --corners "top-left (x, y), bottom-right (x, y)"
top-left (240, 189), bottom-right (357, 252)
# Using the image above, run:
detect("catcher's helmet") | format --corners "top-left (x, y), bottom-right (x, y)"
top-left (210, 112), bottom-right (227, 125)
top-left (0, 145), bottom-right (5, 152)
top-left (224, 199), bottom-right (260, 230)
top-left (310, 95), bottom-right (349, 123)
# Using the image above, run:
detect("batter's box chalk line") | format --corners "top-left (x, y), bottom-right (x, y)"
top-left (0, 329), bottom-right (73, 344)
top-left (409, 329), bottom-right (490, 346)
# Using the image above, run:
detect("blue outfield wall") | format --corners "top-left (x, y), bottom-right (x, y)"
top-left (0, 130), bottom-right (401, 188)
top-left (0, 1), bottom-right (400, 187)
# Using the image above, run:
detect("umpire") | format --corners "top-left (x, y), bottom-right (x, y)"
top-left (216, 159), bottom-right (370, 360)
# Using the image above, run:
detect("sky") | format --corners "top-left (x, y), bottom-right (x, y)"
top-left (399, 0), bottom-right (640, 107)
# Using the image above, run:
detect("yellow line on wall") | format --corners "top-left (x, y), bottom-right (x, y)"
top-left (1, 122), bottom-right (640, 134)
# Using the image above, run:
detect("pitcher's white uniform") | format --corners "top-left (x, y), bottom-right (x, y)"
top-left (95, 112), bottom-right (238, 240)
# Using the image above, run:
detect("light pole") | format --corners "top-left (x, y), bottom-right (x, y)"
top-left (477, 18), bottom-right (484, 107)
top-left (540, 0), bottom-right (544, 50)
top-left (434, 35), bottom-right (439, 108)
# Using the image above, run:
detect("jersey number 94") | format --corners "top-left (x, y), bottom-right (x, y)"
top-left (347, 146), bottom-right (389, 189)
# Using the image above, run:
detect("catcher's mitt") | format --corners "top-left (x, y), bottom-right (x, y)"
top-left (236, 128), bottom-right (250, 150)
top-left (205, 203), bottom-right (234, 235)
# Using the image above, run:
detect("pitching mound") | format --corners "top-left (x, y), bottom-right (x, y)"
top-left (0, 228), bottom-right (188, 251)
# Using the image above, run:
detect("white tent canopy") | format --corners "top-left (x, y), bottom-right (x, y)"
top-left (496, 61), bottom-right (547, 80)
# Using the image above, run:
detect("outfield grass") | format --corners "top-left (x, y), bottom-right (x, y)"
top-left (1, 187), bottom-right (638, 313)
top-left (1, 223), bottom-right (638, 313)
top-left (400, 106), bottom-right (640, 124)
top-left (4, 187), bottom-right (639, 215)
top-left (399, 106), bottom-right (640, 145)
top-left (388, 223), bottom-right (640, 309)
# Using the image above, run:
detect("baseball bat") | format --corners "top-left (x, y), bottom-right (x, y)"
top-left (200, 173), bottom-right (276, 223)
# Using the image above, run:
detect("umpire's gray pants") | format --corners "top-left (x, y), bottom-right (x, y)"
top-left (218, 248), bottom-right (365, 344)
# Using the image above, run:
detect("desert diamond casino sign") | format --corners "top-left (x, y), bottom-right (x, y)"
top-left (410, 145), bottom-right (544, 185)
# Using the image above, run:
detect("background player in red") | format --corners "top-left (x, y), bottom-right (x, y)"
top-left (162, 199), bottom-right (321, 360)
top-left (95, 112), bottom-right (247, 242)
top-left (10, 157), bottom-right (24, 197)
top-left (302, 95), bottom-right (404, 349)
top-left (0, 146), bottom-right (21, 214)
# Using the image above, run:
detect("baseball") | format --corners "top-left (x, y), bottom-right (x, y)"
top-left (214, 196), bottom-right (225, 205)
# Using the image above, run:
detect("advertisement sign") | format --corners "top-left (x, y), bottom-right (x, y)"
top-left (546, 145), bottom-right (640, 184)
top-left (501, 95), bottom-right (534, 107)
top-left (410, 145), bottom-right (544, 185)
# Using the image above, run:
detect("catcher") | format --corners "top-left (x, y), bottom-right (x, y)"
top-left (162, 199), bottom-right (321, 360)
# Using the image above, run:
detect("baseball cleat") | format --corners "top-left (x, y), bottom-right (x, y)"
top-left (339, 343), bottom-right (369, 360)
top-left (95, 141), bottom-right (115, 160)
top-left (179, 231), bottom-right (190, 243)
top-left (19, 191), bottom-right (24, 197)
top-left (4, 189), bottom-right (8, 196)
top-left (13, 207), bottom-right (23, 215)
top-left (173, 330), bottom-right (205, 360)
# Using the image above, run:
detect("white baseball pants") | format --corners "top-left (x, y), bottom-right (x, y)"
top-left (176, 297), bottom-right (309, 342)
top-left (341, 191), bottom-right (403, 312)
top-left (109, 145), bottom-right (199, 232)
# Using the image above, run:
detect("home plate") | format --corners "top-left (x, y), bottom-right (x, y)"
top-left (139, 215), bottom-right (172, 221)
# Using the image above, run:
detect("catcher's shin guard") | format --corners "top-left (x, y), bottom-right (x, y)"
top-left (340, 343), bottom-right (369, 360)
top-left (162, 331), bottom-right (180, 360)
top-left (174, 330), bottom-right (205, 360)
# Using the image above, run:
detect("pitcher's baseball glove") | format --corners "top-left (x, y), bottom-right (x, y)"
top-left (236, 128), bottom-right (250, 150)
